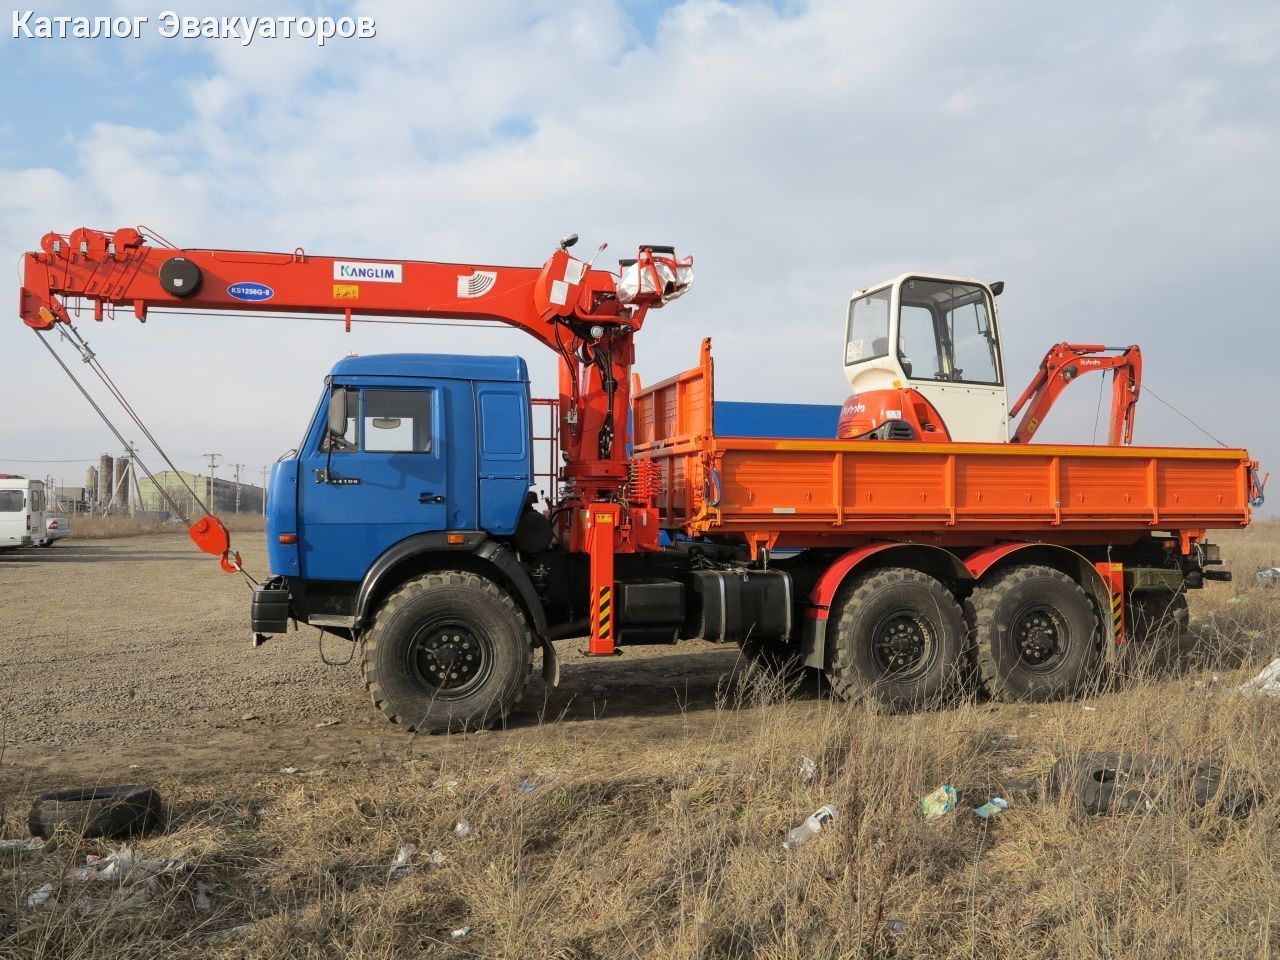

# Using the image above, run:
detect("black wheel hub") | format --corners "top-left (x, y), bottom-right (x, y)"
top-left (409, 624), bottom-right (491, 696)
top-left (871, 612), bottom-right (936, 680)
top-left (1012, 604), bottom-right (1068, 669)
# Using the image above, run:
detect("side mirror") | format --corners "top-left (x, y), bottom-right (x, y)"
top-left (327, 389), bottom-right (349, 439)
top-left (990, 280), bottom-right (1005, 296)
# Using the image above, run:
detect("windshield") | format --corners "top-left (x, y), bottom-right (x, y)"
top-left (845, 288), bottom-right (891, 365)
top-left (897, 278), bottom-right (1000, 385)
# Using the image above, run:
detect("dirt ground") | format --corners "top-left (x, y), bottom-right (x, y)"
top-left (4, 528), bottom-right (1280, 958)
top-left (0, 534), bottom-right (773, 792)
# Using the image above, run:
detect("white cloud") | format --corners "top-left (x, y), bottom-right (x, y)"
top-left (1, 0), bottom-right (1277, 512)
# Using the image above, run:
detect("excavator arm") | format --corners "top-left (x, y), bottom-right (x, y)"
top-left (1008, 342), bottom-right (1143, 445)
top-left (20, 226), bottom-right (692, 607)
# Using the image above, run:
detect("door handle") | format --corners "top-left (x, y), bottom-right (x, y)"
top-left (419, 492), bottom-right (446, 504)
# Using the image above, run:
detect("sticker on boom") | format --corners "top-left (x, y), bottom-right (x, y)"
top-left (333, 261), bottom-right (403, 284)
top-left (333, 284), bottom-right (360, 300)
top-left (457, 270), bottom-right (497, 298)
top-left (227, 281), bottom-right (274, 302)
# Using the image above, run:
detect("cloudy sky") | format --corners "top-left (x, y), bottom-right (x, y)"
top-left (1, 1), bottom-right (1276, 513)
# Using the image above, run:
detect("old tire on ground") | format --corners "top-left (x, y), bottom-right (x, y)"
top-left (825, 566), bottom-right (966, 709)
top-left (1048, 752), bottom-right (1258, 817)
top-left (362, 570), bottom-right (532, 733)
top-left (28, 785), bottom-right (163, 840)
top-left (968, 564), bottom-right (1100, 702)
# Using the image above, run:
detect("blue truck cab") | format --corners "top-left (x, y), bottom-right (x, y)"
top-left (259, 353), bottom-right (537, 629)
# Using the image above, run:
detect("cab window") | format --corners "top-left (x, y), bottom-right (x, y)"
top-left (898, 279), bottom-right (1001, 385)
top-left (320, 387), bottom-right (359, 452)
top-left (363, 390), bottom-right (432, 454)
top-left (845, 288), bottom-right (891, 364)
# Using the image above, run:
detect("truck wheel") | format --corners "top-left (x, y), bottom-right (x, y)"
top-left (826, 567), bottom-right (965, 709)
top-left (362, 570), bottom-right (532, 733)
top-left (968, 565), bottom-right (1100, 701)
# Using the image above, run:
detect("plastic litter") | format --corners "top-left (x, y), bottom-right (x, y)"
top-left (314, 718), bottom-right (341, 728)
top-left (0, 837), bottom-right (44, 852)
top-left (798, 756), bottom-right (817, 781)
top-left (240, 713), bottom-right (258, 721)
top-left (1082, 705), bottom-right (1098, 712)
top-left (1238, 657), bottom-right (1280, 698)
top-left (454, 819), bottom-right (472, 840)
top-left (886, 918), bottom-right (908, 937)
top-left (194, 881), bottom-right (216, 911)
top-left (973, 797), bottom-right (1009, 819)
top-left (426, 849), bottom-right (446, 868)
top-left (517, 779), bottom-right (537, 793)
top-left (25, 883), bottom-right (54, 908)
top-left (450, 926), bottom-right (472, 938)
top-left (920, 785), bottom-right (958, 822)
top-left (783, 803), bottom-right (837, 849)
top-left (1257, 566), bottom-right (1280, 587)
top-left (431, 777), bottom-right (459, 790)
top-left (279, 767), bottom-right (299, 775)
top-left (388, 843), bottom-right (418, 879)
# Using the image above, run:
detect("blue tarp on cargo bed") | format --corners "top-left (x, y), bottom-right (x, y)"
top-left (713, 400), bottom-right (840, 439)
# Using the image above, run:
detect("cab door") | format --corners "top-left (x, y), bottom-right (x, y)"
top-left (297, 378), bottom-right (477, 582)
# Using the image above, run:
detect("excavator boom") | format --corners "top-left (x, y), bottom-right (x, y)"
top-left (1008, 342), bottom-right (1142, 445)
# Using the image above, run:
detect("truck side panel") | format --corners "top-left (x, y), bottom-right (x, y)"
top-left (475, 381), bottom-right (534, 535)
top-left (633, 342), bottom-right (1253, 546)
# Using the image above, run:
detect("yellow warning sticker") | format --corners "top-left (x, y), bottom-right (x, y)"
top-left (595, 513), bottom-right (613, 523)
top-left (333, 284), bottom-right (360, 300)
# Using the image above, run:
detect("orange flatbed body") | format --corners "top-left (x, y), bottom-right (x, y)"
top-left (632, 341), bottom-right (1254, 551)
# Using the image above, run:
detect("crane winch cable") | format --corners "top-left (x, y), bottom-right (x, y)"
top-left (33, 326), bottom-right (257, 587)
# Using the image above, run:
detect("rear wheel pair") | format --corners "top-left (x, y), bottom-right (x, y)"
top-left (826, 564), bottom-right (1100, 707)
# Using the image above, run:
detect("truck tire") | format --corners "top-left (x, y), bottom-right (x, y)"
top-left (825, 567), bottom-right (965, 709)
top-left (361, 570), bottom-right (532, 733)
top-left (968, 565), bottom-right (1100, 701)
top-left (28, 785), bottom-right (163, 840)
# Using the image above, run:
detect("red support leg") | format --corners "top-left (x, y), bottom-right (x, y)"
top-left (1096, 561), bottom-right (1126, 645)
top-left (586, 502), bottom-right (619, 656)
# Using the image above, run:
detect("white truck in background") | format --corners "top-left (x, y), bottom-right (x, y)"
top-left (0, 476), bottom-right (42, 550)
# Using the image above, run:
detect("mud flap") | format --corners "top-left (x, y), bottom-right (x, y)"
top-left (540, 635), bottom-right (560, 687)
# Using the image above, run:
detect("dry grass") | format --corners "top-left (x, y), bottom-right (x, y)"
top-left (68, 515), bottom-right (266, 540)
top-left (3, 522), bottom-right (1279, 959)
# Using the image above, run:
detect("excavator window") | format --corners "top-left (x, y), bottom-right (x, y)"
top-left (899, 304), bottom-right (943, 379)
top-left (845, 287), bottom-right (891, 365)
top-left (898, 279), bottom-right (1002, 386)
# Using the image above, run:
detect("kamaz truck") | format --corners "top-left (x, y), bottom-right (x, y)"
top-left (19, 227), bottom-right (1263, 731)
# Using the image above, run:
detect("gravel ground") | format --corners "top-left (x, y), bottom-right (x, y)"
top-left (0, 534), bottom-right (756, 790)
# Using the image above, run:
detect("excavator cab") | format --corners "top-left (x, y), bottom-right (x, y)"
top-left (840, 274), bottom-right (1008, 443)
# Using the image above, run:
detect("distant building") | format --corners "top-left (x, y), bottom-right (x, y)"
top-left (53, 486), bottom-right (90, 513)
top-left (135, 470), bottom-right (265, 517)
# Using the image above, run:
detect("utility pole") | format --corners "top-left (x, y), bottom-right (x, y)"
top-left (231, 463), bottom-right (244, 514)
top-left (260, 466), bottom-right (269, 518)
top-left (203, 453), bottom-right (221, 514)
